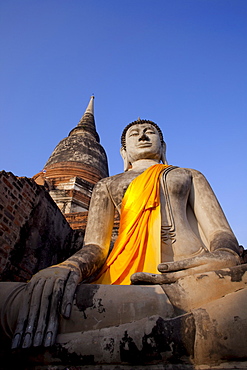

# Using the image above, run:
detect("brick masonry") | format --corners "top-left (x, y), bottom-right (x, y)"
top-left (0, 171), bottom-right (82, 282)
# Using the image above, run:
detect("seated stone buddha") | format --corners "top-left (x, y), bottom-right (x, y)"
top-left (1, 119), bottom-right (246, 367)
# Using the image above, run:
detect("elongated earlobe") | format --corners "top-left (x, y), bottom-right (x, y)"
top-left (161, 142), bottom-right (168, 165)
top-left (120, 147), bottom-right (131, 171)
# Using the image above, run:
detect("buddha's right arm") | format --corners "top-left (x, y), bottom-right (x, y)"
top-left (63, 178), bottom-right (115, 278)
top-left (11, 179), bottom-right (115, 349)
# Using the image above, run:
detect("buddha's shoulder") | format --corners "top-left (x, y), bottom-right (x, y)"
top-left (165, 167), bottom-right (207, 183)
top-left (170, 166), bottom-right (204, 176)
top-left (180, 167), bottom-right (205, 178)
top-left (93, 170), bottom-right (140, 191)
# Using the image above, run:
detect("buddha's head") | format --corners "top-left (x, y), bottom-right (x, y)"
top-left (121, 119), bottom-right (167, 171)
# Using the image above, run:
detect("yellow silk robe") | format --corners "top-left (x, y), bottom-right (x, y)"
top-left (93, 164), bottom-right (169, 285)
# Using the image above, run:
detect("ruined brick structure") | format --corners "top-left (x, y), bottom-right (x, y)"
top-left (0, 171), bottom-right (75, 281)
top-left (0, 97), bottom-right (117, 282)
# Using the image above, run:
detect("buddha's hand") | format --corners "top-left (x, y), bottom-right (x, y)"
top-left (131, 250), bottom-right (240, 285)
top-left (11, 261), bottom-right (82, 349)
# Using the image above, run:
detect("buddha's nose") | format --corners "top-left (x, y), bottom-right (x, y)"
top-left (139, 133), bottom-right (149, 141)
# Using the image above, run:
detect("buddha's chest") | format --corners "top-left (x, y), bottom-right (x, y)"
top-left (108, 167), bottom-right (192, 212)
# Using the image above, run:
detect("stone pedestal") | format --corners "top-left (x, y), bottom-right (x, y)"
top-left (0, 265), bottom-right (246, 368)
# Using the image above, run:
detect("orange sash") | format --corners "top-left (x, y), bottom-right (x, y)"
top-left (93, 164), bottom-right (169, 285)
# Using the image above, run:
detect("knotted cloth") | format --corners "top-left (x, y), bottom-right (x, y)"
top-left (93, 164), bottom-right (170, 285)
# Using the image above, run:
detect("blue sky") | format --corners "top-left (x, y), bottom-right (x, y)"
top-left (1, 0), bottom-right (246, 246)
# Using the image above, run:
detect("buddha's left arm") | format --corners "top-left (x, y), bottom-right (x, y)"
top-left (188, 169), bottom-right (240, 256)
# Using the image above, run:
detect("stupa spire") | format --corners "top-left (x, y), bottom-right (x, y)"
top-left (69, 95), bottom-right (99, 142)
top-left (84, 95), bottom-right (94, 115)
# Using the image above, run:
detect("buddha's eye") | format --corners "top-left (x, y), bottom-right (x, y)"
top-left (129, 131), bottom-right (139, 137)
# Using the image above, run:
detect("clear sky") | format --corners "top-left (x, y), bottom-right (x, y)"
top-left (1, 0), bottom-right (246, 246)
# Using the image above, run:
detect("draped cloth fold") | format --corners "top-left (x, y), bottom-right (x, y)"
top-left (92, 164), bottom-right (169, 285)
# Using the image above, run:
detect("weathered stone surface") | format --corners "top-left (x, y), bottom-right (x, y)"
top-left (63, 284), bottom-right (174, 333)
top-left (48, 176), bottom-right (94, 213)
top-left (162, 264), bottom-right (247, 312)
top-left (193, 288), bottom-right (247, 364)
top-left (0, 171), bottom-right (79, 282)
top-left (52, 265), bottom-right (247, 366)
top-left (1, 267), bottom-right (246, 367)
top-left (45, 134), bottom-right (108, 178)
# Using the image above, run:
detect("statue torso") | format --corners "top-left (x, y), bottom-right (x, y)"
top-left (104, 167), bottom-right (207, 263)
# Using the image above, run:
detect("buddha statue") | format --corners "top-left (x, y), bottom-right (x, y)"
top-left (0, 119), bottom-right (246, 367)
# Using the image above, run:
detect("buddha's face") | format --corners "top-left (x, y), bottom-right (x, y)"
top-left (125, 123), bottom-right (163, 163)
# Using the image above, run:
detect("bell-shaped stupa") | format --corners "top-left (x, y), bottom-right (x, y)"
top-left (33, 96), bottom-right (109, 216)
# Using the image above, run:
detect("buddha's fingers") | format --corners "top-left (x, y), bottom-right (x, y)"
top-left (61, 270), bottom-right (81, 318)
top-left (131, 266), bottom-right (219, 285)
top-left (11, 279), bottom-right (37, 349)
top-left (43, 278), bottom-right (65, 347)
top-left (130, 272), bottom-right (171, 285)
top-left (158, 250), bottom-right (239, 273)
top-left (21, 278), bottom-right (46, 348)
top-left (158, 256), bottom-right (207, 273)
top-left (33, 279), bottom-right (54, 347)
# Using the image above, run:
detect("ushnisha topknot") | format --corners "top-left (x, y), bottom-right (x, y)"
top-left (121, 119), bottom-right (164, 150)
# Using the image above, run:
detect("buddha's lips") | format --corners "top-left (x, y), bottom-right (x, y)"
top-left (136, 143), bottom-right (152, 148)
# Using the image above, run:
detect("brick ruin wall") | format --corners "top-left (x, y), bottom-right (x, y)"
top-left (0, 171), bottom-right (83, 282)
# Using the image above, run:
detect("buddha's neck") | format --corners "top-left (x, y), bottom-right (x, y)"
top-left (130, 159), bottom-right (160, 172)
